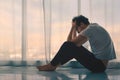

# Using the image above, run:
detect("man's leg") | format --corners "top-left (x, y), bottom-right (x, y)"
top-left (72, 45), bottom-right (106, 73)
top-left (38, 41), bottom-right (106, 72)
top-left (50, 41), bottom-right (106, 72)
top-left (37, 41), bottom-right (74, 71)
top-left (50, 41), bottom-right (76, 66)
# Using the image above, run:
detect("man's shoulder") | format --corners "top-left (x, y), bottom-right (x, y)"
top-left (89, 23), bottom-right (99, 27)
top-left (88, 23), bottom-right (103, 31)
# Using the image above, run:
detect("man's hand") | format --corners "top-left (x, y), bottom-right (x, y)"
top-left (72, 21), bottom-right (76, 28)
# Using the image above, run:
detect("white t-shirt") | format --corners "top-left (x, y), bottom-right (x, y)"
top-left (80, 23), bottom-right (116, 60)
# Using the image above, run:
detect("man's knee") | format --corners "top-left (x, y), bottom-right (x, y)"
top-left (63, 41), bottom-right (75, 47)
top-left (60, 41), bottom-right (76, 51)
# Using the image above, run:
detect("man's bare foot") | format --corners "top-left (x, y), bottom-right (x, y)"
top-left (36, 63), bottom-right (57, 71)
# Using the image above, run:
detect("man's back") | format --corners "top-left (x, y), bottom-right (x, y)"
top-left (80, 23), bottom-right (116, 60)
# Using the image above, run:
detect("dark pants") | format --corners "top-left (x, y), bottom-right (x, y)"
top-left (50, 41), bottom-right (106, 73)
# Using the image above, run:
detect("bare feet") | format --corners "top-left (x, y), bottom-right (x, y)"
top-left (37, 63), bottom-right (57, 71)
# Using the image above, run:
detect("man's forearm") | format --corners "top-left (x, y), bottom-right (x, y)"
top-left (67, 26), bottom-right (76, 41)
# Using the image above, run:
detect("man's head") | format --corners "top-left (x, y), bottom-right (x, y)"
top-left (72, 15), bottom-right (90, 33)
top-left (72, 15), bottom-right (90, 26)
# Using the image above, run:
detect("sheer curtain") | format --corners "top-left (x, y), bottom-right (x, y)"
top-left (0, 0), bottom-right (120, 66)
top-left (0, 0), bottom-right (22, 65)
top-left (0, 0), bottom-right (78, 66)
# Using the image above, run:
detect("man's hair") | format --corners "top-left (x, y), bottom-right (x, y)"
top-left (72, 15), bottom-right (90, 26)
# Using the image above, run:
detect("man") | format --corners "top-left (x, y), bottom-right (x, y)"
top-left (37, 15), bottom-right (116, 73)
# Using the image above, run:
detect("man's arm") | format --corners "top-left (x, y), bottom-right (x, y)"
top-left (67, 28), bottom-right (88, 47)
top-left (67, 26), bottom-right (76, 41)
top-left (67, 22), bottom-right (77, 41)
top-left (71, 34), bottom-right (88, 47)
top-left (67, 22), bottom-right (88, 47)
top-left (67, 27), bottom-right (88, 47)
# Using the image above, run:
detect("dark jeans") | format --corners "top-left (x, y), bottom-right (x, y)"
top-left (50, 41), bottom-right (106, 73)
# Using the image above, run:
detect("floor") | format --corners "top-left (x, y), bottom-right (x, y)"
top-left (0, 66), bottom-right (120, 80)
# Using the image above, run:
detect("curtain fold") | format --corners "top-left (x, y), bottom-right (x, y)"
top-left (43, 0), bottom-right (52, 63)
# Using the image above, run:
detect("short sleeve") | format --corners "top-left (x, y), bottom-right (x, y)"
top-left (80, 26), bottom-right (93, 38)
